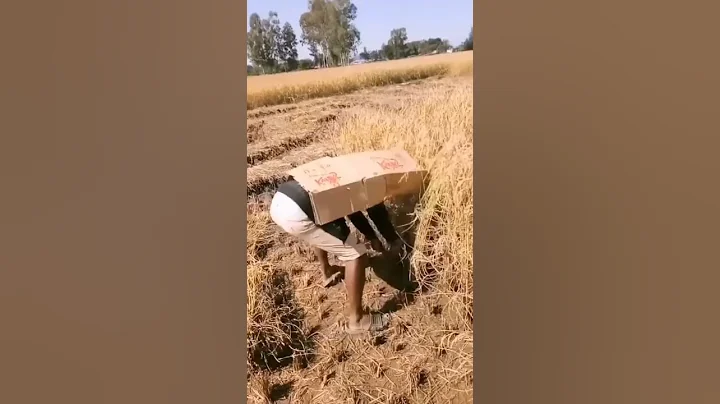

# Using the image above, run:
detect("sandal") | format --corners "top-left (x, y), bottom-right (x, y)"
top-left (344, 313), bottom-right (392, 335)
top-left (322, 272), bottom-right (342, 288)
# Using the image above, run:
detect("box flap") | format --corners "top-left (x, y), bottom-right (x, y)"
top-left (363, 176), bottom-right (387, 205)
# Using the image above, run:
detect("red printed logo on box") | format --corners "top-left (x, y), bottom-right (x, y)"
top-left (372, 157), bottom-right (403, 171)
top-left (313, 172), bottom-right (340, 187)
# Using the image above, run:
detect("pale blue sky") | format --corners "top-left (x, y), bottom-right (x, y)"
top-left (247, 0), bottom-right (473, 62)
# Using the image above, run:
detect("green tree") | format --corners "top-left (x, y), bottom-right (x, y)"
top-left (332, 0), bottom-right (360, 65)
top-left (247, 13), bottom-right (270, 71)
top-left (359, 46), bottom-right (370, 61)
top-left (439, 39), bottom-right (452, 53)
top-left (307, 42), bottom-right (320, 66)
top-left (386, 28), bottom-right (408, 60)
top-left (376, 46), bottom-right (387, 61)
top-left (278, 22), bottom-right (299, 71)
top-left (299, 0), bottom-right (330, 67)
top-left (298, 59), bottom-right (314, 70)
top-left (407, 37), bottom-right (453, 55)
top-left (248, 11), bottom-right (303, 74)
top-left (265, 11), bottom-right (282, 67)
top-left (407, 41), bottom-right (420, 57)
top-left (365, 35), bottom-right (451, 62)
top-left (247, 11), bottom-right (282, 73)
top-left (461, 26), bottom-right (473, 51)
top-left (300, 0), bottom-right (360, 67)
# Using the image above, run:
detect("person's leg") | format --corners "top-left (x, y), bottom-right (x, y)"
top-left (270, 192), bottom-right (392, 330)
top-left (343, 253), bottom-right (391, 331)
top-left (344, 253), bottom-right (367, 324)
top-left (303, 222), bottom-right (391, 332)
top-left (313, 247), bottom-right (341, 286)
top-left (270, 192), bottom-right (341, 287)
top-left (314, 247), bottom-right (330, 273)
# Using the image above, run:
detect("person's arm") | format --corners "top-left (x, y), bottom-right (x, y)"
top-left (366, 203), bottom-right (400, 243)
top-left (347, 211), bottom-right (378, 241)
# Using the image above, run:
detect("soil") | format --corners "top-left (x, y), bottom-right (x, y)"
top-left (246, 77), bottom-right (473, 404)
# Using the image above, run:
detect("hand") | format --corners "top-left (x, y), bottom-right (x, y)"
top-left (370, 238), bottom-right (385, 252)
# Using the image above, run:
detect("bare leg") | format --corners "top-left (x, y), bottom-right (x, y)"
top-left (345, 253), bottom-right (391, 332)
top-left (314, 247), bottom-right (341, 287)
top-left (345, 254), bottom-right (367, 324)
top-left (313, 247), bottom-right (335, 279)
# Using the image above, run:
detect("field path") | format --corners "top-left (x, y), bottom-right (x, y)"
top-left (245, 77), bottom-right (451, 197)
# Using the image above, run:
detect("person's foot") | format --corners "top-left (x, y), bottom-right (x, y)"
top-left (320, 264), bottom-right (343, 288)
top-left (345, 313), bottom-right (391, 334)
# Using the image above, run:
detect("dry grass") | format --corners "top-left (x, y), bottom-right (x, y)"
top-left (246, 203), bottom-right (310, 372)
top-left (247, 52), bottom-right (473, 110)
top-left (245, 75), bottom-right (474, 403)
top-left (335, 81), bottom-right (474, 328)
top-left (288, 312), bottom-right (474, 403)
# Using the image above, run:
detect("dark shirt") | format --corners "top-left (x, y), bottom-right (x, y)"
top-left (277, 178), bottom-right (399, 243)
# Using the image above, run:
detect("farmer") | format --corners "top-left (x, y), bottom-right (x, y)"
top-left (269, 176), bottom-right (404, 334)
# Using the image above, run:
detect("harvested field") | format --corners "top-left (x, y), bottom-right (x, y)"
top-left (247, 52), bottom-right (473, 110)
top-left (246, 58), bottom-right (473, 403)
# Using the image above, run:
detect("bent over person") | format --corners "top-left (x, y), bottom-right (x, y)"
top-left (269, 177), bottom-right (403, 334)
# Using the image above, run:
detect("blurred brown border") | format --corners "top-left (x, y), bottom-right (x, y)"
top-left (472, 6), bottom-right (480, 403)
top-left (241, 0), bottom-right (249, 400)
top-left (4, 0), bottom-right (720, 403)
top-left (475, 1), bottom-right (720, 403)
top-left (0, 1), bottom-right (247, 403)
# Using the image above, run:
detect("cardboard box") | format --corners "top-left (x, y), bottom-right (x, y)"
top-left (288, 148), bottom-right (427, 225)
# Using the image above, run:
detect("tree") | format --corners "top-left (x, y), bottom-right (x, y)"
top-left (439, 39), bottom-right (452, 53)
top-left (299, 0), bottom-right (330, 67)
top-left (333, 0), bottom-right (360, 65)
top-left (248, 11), bottom-right (305, 74)
top-left (298, 59), bottom-right (314, 70)
top-left (386, 28), bottom-right (408, 60)
top-left (264, 11), bottom-right (282, 67)
top-left (359, 46), bottom-right (370, 61)
top-left (300, 0), bottom-right (360, 67)
top-left (307, 42), bottom-right (320, 66)
top-left (247, 11), bottom-right (282, 73)
top-left (247, 13), bottom-right (270, 71)
top-left (406, 41), bottom-right (420, 57)
top-left (381, 43), bottom-right (390, 60)
top-left (461, 26), bottom-right (473, 51)
top-left (374, 46), bottom-right (387, 61)
top-left (278, 22), bottom-right (299, 71)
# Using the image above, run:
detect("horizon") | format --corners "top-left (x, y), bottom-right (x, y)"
top-left (247, 0), bottom-right (473, 65)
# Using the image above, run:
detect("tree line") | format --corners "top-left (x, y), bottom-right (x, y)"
top-left (247, 0), bottom-right (473, 75)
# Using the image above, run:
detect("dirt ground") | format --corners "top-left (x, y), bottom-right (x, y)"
top-left (247, 77), bottom-right (473, 404)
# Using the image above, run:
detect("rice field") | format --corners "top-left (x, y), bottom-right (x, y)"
top-left (246, 52), bottom-right (473, 403)
top-left (247, 52), bottom-right (473, 110)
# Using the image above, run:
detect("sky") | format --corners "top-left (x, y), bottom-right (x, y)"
top-left (247, 0), bottom-right (473, 63)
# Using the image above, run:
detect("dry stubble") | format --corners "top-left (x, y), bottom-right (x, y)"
top-left (247, 52), bottom-right (473, 110)
top-left (246, 61), bottom-right (473, 403)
